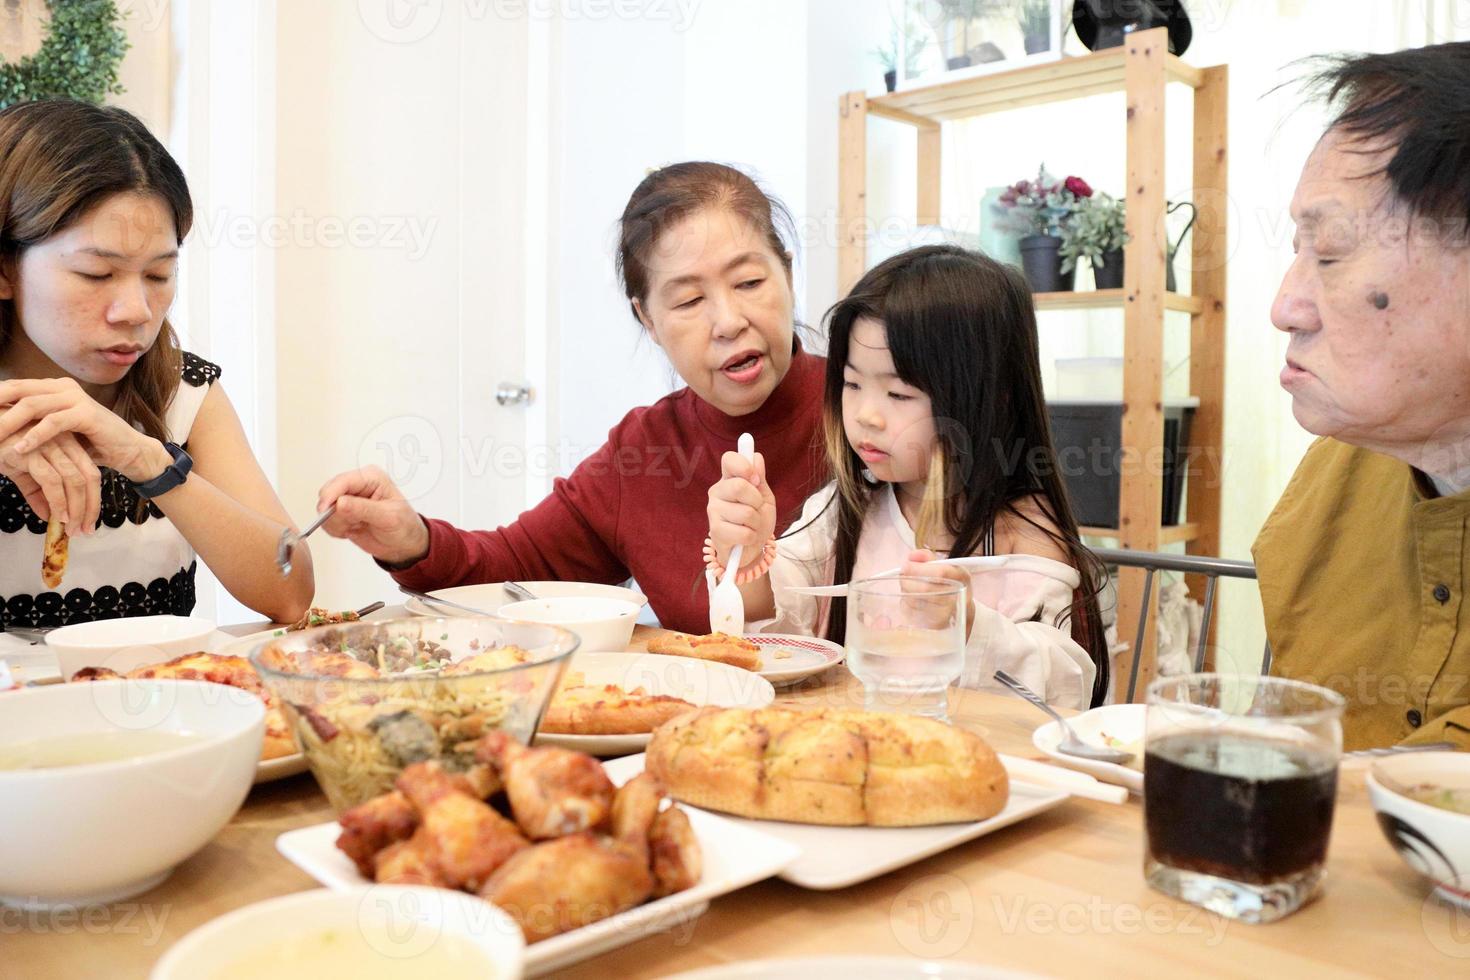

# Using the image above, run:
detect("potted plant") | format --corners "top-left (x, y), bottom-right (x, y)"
top-left (1061, 193), bottom-right (1130, 289)
top-left (1018, 0), bottom-right (1053, 55)
top-left (872, 9), bottom-right (929, 92)
top-left (994, 166), bottom-right (1092, 292)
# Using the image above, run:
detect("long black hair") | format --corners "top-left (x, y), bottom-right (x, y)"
top-left (814, 245), bottom-right (1110, 706)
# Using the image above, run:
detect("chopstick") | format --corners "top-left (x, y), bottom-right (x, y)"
top-left (999, 754), bottom-right (1130, 804)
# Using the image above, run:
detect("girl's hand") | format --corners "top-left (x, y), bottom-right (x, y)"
top-left (0, 426), bottom-right (101, 532)
top-left (317, 465), bottom-right (431, 566)
top-left (706, 450), bottom-right (775, 569)
top-left (0, 377), bottom-right (170, 483)
top-left (901, 549), bottom-right (977, 639)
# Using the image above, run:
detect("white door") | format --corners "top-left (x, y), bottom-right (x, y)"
top-left (176, 1), bottom-right (545, 615)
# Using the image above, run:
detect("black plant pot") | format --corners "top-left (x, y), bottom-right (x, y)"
top-left (1092, 248), bottom-right (1125, 289)
top-left (1019, 235), bottom-right (1074, 293)
top-left (1023, 32), bottom-right (1050, 55)
top-left (884, 69), bottom-right (896, 92)
top-left (1072, 0), bottom-right (1192, 56)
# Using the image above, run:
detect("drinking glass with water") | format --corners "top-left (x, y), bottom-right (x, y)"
top-left (1144, 673), bottom-right (1346, 923)
top-left (845, 576), bottom-right (966, 721)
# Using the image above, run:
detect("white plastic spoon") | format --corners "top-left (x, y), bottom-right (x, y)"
top-left (708, 432), bottom-right (755, 635)
top-left (779, 553), bottom-right (1079, 597)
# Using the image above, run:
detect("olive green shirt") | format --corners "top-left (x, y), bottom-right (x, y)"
top-left (1253, 438), bottom-right (1470, 751)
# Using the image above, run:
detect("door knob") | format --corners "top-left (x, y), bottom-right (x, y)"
top-left (496, 382), bottom-right (533, 407)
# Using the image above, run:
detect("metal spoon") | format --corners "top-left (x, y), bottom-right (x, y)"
top-left (993, 668), bottom-right (1136, 765)
top-left (276, 504), bottom-right (335, 577)
top-left (397, 585), bottom-right (498, 617)
top-left (503, 582), bottom-right (538, 602)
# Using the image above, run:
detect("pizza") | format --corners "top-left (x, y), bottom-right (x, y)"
top-left (644, 631), bottom-right (762, 671)
top-left (540, 670), bottom-right (696, 735)
top-left (41, 518), bottom-right (68, 589)
top-left (71, 653), bottom-right (297, 761)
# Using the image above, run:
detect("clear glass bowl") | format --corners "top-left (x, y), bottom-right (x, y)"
top-left (250, 616), bottom-right (577, 811)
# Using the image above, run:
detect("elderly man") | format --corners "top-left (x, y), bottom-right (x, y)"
top-left (1254, 42), bottom-right (1470, 750)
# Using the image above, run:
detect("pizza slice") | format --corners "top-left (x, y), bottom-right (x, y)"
top-left (541, 671), bottom-right (696, 735)
top-left (644, 631), bottom-right (763, 671)
top-left (71, 652), bottom-right (297, 760)
top-left (41, 517), bottom-right (68, 589)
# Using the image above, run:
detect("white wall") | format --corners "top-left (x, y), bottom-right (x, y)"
top-left (147, 0), bottom-right (1468, 630)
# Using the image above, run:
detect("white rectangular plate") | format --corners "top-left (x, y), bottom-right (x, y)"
top-left (276, 774), bottom-right (801, 976)
top-left (603, 754), bottom-right (1070, 890)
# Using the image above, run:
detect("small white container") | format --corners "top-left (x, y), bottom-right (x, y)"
top-left (151, 886), bottom-right (524, 980)
top-left (499, 596), bottom-right (641, 652)
top-left (48, 614), bottom-right (217, 681)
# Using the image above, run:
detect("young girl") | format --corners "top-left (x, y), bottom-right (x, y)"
top-left (706, 245), bottom-right (1109, 708)
top-left (0, 100), bottom-right (313, 627)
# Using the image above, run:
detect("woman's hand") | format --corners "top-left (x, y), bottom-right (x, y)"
top-left (317, 465), bottom-right (431, 566)
top-left (901, 549), bottom-right (977, 639)
top-left (0, 377), bottom-right (170, 483)
top-left (706, 450), bottom-right (776, 569)
top-left (0, 425), bottom-right (100, 532)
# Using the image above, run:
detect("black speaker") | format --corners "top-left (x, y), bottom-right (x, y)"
top-left (1071, 0), bottom-right (1192, 56)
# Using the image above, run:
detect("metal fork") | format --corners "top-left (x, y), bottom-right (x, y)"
top-left (276, 505), bottom-right (335, 577)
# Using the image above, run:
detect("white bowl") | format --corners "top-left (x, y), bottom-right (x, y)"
top-left (48, 615), bottom-right (217, 681)
top-left (0, 679), bottom-right (263, 908)
top-left (499, 597), bottom-right (641, 652)
top-left (151, 886), bottom-right (524, 979)
top-left (1367, 751), bottom-right (1470, 909)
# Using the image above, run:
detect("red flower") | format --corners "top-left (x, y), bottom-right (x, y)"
top-left (1064, 176), bottom-right (1094, 198)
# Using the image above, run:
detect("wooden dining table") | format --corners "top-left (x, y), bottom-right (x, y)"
top-left (9, 615), bottom-right (1468, 978)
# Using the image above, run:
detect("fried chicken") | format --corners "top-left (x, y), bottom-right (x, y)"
top-left (395, 761), bottom-right (529, 891)
top-left (649, 805), bottom-right (702, 897)
top-left (336, 790), bottom-right (418, 877)
top-left (478, 832), bottom-right (654, 943)
top-left (475, 731), bottom-right (615, 839)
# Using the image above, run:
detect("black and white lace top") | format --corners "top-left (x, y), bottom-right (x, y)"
top-left (0, 352), bottom-right (221, 628)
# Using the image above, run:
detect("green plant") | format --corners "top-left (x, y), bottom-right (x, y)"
top-left (0, 0), bottom-right (129, 109)
top-left (929, 0), bottom-right (1006, 58)
top-left (871, 11), bottom-right (928, 75)
top-left (1018, 0), bottom-right (1052, 38)
top-left (1060, 193), bottom-right (1130, 273)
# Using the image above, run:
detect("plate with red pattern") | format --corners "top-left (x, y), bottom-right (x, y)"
top-left (745, 633), bottom-right (845, 687)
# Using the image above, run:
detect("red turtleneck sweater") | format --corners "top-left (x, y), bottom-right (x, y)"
top-left (391, 347), bottom-right (828, 633)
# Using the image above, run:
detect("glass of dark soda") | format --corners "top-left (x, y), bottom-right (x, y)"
top-left (1144, 673), bottom-right (1345, 923)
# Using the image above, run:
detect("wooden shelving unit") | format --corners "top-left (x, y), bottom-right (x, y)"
top-left (839, 28), bottom-right (1228, 700)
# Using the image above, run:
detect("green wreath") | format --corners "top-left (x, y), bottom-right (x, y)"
top-left (0, 0), bottom-right (128, 109)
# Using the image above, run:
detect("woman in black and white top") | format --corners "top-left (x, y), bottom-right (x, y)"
top-left (0, 100), bottom-right (313, 628)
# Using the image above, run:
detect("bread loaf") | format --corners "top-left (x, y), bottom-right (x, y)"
top-left (646, 705), bottom-right (1008, 826)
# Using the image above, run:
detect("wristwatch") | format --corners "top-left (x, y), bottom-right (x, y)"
top-left (129, 442), bottom-right (193, 498)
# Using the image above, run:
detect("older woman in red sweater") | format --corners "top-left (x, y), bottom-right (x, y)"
top-left (316, 163), bottom-right (826, 633)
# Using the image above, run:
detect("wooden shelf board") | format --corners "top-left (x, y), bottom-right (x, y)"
top-left (1034, 290), bottom-right (1204, 315)
top-left (1081, 523), bottom-right (1200, 545)
top-left (872, 49), bottom-right (1200, 124)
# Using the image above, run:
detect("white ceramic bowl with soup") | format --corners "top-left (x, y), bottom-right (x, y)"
top-left (48, 615), bottom-right (217, 681)
top-left (1367, 751), bottom-right (1470, 910)
top-left (498, 597), bottom-right (641, 652)
top-left (151, 886), bottom-right (525, 980)
top-left (0, 679), bottom-right (263, 908)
